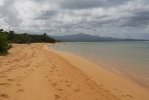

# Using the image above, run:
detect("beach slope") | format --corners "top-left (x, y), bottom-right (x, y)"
top-left (0, 44), bottom-right (148, 100)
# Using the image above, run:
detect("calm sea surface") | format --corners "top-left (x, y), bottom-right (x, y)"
top-left (50, 41), bottom-right (149, 87)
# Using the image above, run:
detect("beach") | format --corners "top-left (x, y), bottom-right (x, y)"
top-left (0, 43), bottom-right (149, 100)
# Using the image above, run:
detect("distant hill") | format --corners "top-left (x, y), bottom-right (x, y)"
top-left (51, 33), bottom-right (147, 42)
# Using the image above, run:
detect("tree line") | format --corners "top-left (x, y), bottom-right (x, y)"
top-left (0, 29), bottom-right (56, 55)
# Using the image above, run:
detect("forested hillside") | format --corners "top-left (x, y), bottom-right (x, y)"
top-left (0, 29), bottom-right (56, 55)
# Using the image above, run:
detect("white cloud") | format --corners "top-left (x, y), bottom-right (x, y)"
top-left (0, 0), bottom-right (149, 39)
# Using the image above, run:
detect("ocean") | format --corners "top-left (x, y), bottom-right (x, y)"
top-left (50, 41), bottom-right (149, 88)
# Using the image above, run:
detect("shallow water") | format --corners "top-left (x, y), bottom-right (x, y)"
top-left (50, 41), bottom-right (149, 87)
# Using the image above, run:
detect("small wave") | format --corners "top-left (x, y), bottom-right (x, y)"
top-left (111, 68), bottom-right (121, 74)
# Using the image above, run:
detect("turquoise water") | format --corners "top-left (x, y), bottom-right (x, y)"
top-left (50, 41), bottom-right (149, 87)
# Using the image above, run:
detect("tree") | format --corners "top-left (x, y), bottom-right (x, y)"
top-left (0, 29), bottom-right (3, 32)
top-left (0, 32), bottom-right (9, 55)
top-left (8, 31), bottom-right (15, 40)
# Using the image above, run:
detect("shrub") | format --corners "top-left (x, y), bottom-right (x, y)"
top-left (0, 32), bottom-right (9, 55)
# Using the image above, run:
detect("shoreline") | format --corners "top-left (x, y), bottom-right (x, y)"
top-left (50, 42), bottom-right (149, 89)
top-left (48, 44), bottom-right (149, 100)
top-left (86, 57), bottom-right (149, 89)
top-left (0, 43), bottom-right (149, 100)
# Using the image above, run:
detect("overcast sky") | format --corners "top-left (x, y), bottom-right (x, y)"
top-left (0, 0), bottom-right (149, 39)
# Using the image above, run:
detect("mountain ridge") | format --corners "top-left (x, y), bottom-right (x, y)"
top-left (50, 33), bottom-right (148, 42)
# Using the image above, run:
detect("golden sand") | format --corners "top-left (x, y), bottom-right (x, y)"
top-left (0, 43), bottom-right (148, 100)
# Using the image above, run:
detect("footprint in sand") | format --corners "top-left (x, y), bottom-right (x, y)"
top-left (7, 79), bottom-right (14, 82)
top-left (122, 94), bottom-right (133, 98)
top-left (51, 66), bottom-right (56, 69)
top-left (55, 70), bottom-right (58, 72)
top-left (73, 85), bottom-right (81, 92)
top-left (0, 93), bottom-right (9, 98)
top-left (57, 88), bottom-right (63, 91)
top-left (66, 84), bottom-right (71, 87)
top-left (55, 94), bottom-right (61, 100)
top-left (0, 82), bottom-right (10, 87)
top-left (73, 88), bottom-right (80, 92)
top-left (16, 83), bottom-right (21, 86)
top-left (49, 71), bottom-right (53, 73)
top-left (49, 73), bottom-right (53, 75)
top-left (64, 81), bottom-right (72, 88)
top-left (16, 89), bottom-right (24, 92)
top-left (113, 88), bottom-right (118, 91)
top-left (65, 81), bottom-right (69, 83)
top-left (0, 75), bottom-right (7, 78)
top-left (51, 63), bottom-right (56, 66)
top-left (58, 74), bottom-right (61, 76)
top-left (52, 82), bottom-right (58, 87)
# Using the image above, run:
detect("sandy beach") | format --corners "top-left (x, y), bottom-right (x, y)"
top-left (0, 43), bottom-right (149, 100)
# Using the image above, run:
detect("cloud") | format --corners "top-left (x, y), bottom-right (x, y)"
top-left (35, 10), bottom-right (58, 20)
top-left (0, 0), bottom-right (149, 39)
top-left (60, 0), bottom-right (131, 9)
top-left (0, 0), bottom-right (21, 29)
top-left (121, 10), bottom-right (149, 27)
top-left (0, 0), bottom-right (5, 6)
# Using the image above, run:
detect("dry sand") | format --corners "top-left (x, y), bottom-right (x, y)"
top-left (0, 43), bottom-right (149, 100)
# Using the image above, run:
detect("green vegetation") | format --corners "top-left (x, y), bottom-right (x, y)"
top-left (0, 29), bottom-right (10, 55)
top-left (0, 29), bottom-right (56, 55)
top-left (7, 31), bottom-right (56, 43)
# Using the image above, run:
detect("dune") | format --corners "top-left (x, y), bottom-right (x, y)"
top-left (0, 43), bottom-right (149, 100)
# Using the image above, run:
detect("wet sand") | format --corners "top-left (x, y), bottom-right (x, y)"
top-left (0, 43), bottom-right (149, 100)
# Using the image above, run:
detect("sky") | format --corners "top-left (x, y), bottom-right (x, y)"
top-left (0, 0), bottom-right (149, 39)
